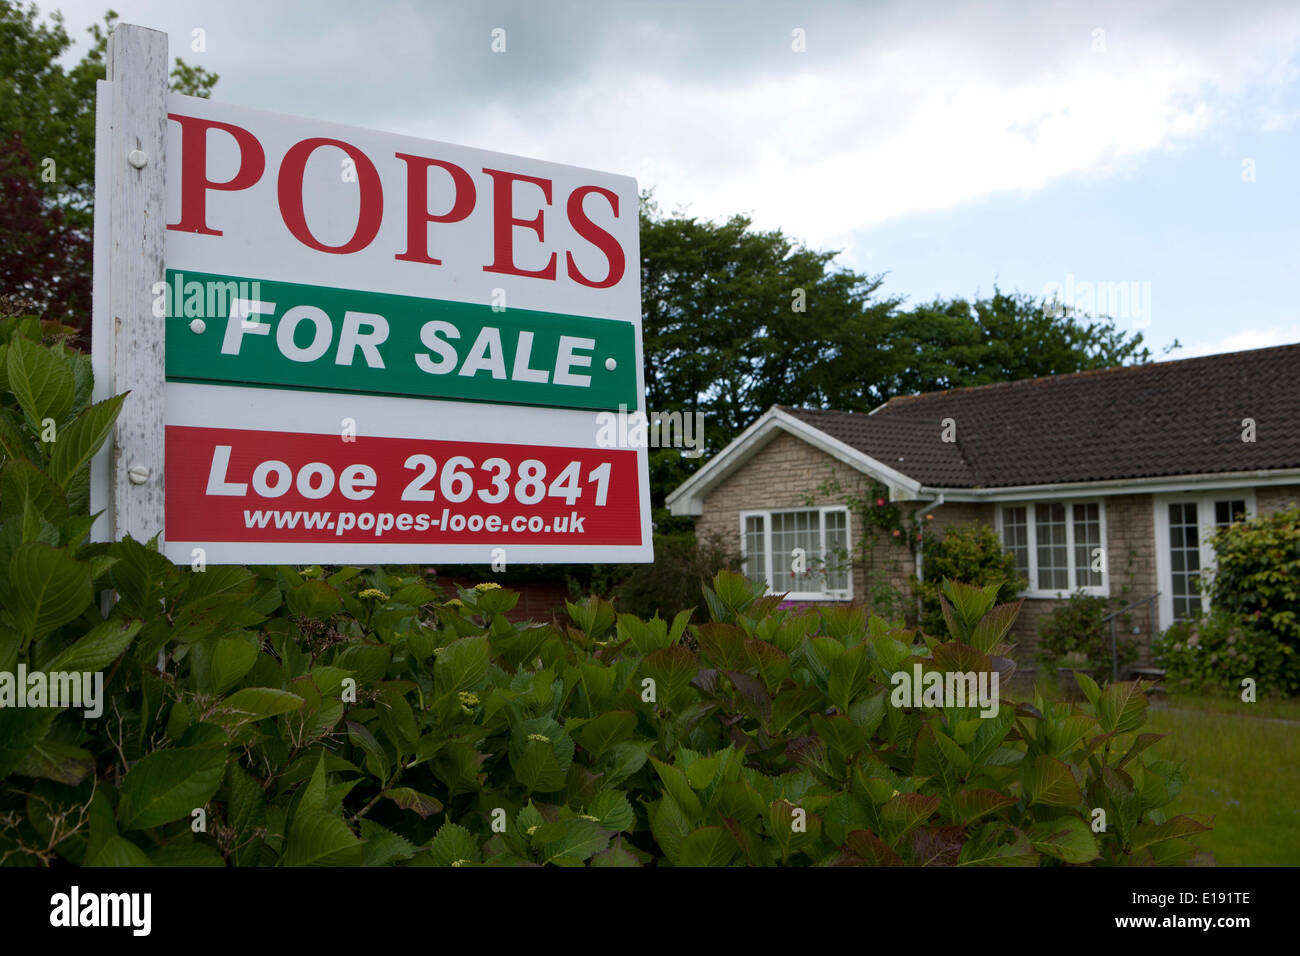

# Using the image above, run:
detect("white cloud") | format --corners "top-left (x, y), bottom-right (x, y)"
top-left (1181, 324), bottom-right (1300, 357)
top-left (435, 2), bottom-right (1300, 251)
top-left (50, 0), bottom-right (1300, 252)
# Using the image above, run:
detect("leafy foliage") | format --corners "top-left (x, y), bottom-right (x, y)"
top-left (914, 523), bottom-right (1025, 637)
top-left (1205, 506), bottom-right (1300, 654)
top-left (1037, 591), bottom-right (1139, 675)
top-left (872, 290), bottom-right (1155, 401)
top-left (0, 320), bottom-right (1210, 867)
top-left (0, 4), bottom-right (217, 336)
top-left (1155, 612), bottom-right (1300, 698)
top-left (587, 531), bottom-right (740, 622)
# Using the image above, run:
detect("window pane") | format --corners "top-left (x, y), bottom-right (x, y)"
top-left (743, 516), bottom-right (766, 587)
top-left (1168, 502), bottom-right (1201, 621)
top-left (1214, 499), bottom-right (1246, 528)
top-left (1000, 506), bottom-right (1029, 582)
top-left (771, 510), bottom-right (822, 593)
top-left (1035, 503), bottom-right (1068, 590)
top-left (824, 510), bottom-right (849, 591)
top-left (1073, 502), bottom-right (1102, 588)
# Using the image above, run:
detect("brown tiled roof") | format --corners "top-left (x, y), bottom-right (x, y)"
top-left (779, 343), bottom-right (1300, 488)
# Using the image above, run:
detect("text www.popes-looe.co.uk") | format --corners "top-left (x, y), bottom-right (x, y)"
top-left (242, 509), bottom-right (589, 536)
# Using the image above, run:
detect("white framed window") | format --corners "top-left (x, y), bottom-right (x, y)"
top-left (1153, 491), bottom-right (1256, 629)
top-left (739, 506), bottom-right (851, 600)
top-left (995, 500), bottom-right (1108, 598)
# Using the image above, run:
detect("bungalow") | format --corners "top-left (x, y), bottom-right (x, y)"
top-left (665, 343), bottom-right (1300, 661)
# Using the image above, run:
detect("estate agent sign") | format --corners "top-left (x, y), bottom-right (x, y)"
top-left (92, 24), bottom-right (652, 565)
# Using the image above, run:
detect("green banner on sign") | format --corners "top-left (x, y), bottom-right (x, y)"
top-left (163, 270), bottom-right (639, 411)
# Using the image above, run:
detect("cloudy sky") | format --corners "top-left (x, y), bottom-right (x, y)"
top-left (53, 0), bottom-right (1300, 358)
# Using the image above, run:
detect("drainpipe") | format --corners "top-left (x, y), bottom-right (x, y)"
top-left (913, 493), bottom-right (946, 620)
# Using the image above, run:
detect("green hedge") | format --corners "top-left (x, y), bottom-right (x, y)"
top-left (1207, 506), bottom-right (1300, 651)
top-left (0, 316), bottom-right (1211, 866)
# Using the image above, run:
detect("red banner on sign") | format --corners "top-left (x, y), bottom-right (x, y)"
top-left (165, 425), bottom-right (642, 545)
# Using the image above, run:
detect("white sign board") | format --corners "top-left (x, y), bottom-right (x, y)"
top-left (92, 27), bottom-right (652, 565)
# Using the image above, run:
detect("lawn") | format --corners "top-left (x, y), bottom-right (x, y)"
top-left (1146, 695), bottom-right (1300, 866)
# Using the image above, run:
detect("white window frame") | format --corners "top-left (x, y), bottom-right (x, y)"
top-left (994, 499), bottom-right (1109, 599)
top-left (739, 506), bottom-right (853, 601)
top-left (1153, 490), bottom-right (1256, 630)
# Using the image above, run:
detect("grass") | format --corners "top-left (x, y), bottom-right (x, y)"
top-left (1023, 669), bottom-right (1300, 865)
top-left (1146, 695), bottom-right (1300, 866)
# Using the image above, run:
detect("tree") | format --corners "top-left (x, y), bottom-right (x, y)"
top-left (641, 194), bottom-right (901, 453)
top-left (0, 131), bottom-right (89, 323)
top-left (0, 3), bottom-right (217, 335)
top-left (638, 197), bottom-right (1153, 518)
top-left (875, 289), bottom-right (1153, 401)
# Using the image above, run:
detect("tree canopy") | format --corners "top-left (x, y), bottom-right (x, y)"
top-left (639, 195), bottom-right (1153, 518)
top-left (0, 2), bottom-right (216, 334)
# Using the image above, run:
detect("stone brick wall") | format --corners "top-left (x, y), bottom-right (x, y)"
top-left (1258, 484), bottom-right (1300, 515)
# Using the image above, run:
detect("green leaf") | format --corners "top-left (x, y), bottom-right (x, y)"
top-left (346, 720), bottom-right (391, 782)
top-left (650, 756), bottom-right (704, 822)
top-left (207, 636), bottom-right (259, 695)
top-left (565, 595), bottom-right (616, 639)
top-left (957, 823), bottom-right (1038, 866)
top-left (573, 710), bottom-right (637, 761)
top-left (649, 794), bottom-right (692, 866)
top-left (225, 762), bottom-right (266, 842)
top-left (359, 819), bottom-right (417, 866)
top-left (148, 844), bottom-right (226, 866)
top-left (8, 543), bottom-right (93, 642)
top-left (969, 601), bottom-right (1021, 653)
top-left (591, 835), bottom-right (642, 867)
top-left (1129, 815), bottom-right (1211, 850)
top-left (48, 394), bottom-right (127, 488)
top-left (0, 457), bottom-right (68, 524)
top-left (1028, 816), bottom-right (1100, 863)
top-left (844, 829), bottom-right (905, 866)
top-left (538, 818), bottom-right (610, 863)
top-left (1097, 681), bottom-right (1148, 734)
top-left (826, 642), bottom-right (868, 712)
top-left (281, 810), bottom-right (363, 866)
top-left (639, 645), bottom-right (700, 707)
top-left (1023, 754), bottom-right (1083, 807)
top-left (86, 835), bottom-right (154, 867)
top-left (614, 613), bottom-right (670, 657)
top-left (678, 826), bottom-right (738, 867)
top-left (0, 706), bottom-right (56, 778)
top-left (953, 789), bottom-right (1018, 825)
top-left (1117, 732), bottom-right (1168, 770)
top-left (509, 720), bottom-right (574, 794)
top-left (880, 792), bottom-right (940, 837)
top-left (14, 739), bottom-right (95, 785)
top-left (383, 787), bottom-right (444, 818)
top-left (6, 335), bottom-right (76, 425)
top-left (429, 821), bottom-right (481, 867)
top-left (1074, 670), bottom-right (1102, 706)
top-left (286, 578), bottom-right (342, 619)
top-left (223, 687), bottom-right (304, 720)
top-left (118, 746), bottom-right (228, 830)
top-left (45, 618), bottom-right (141, 673)
top-left (433, 635), bottom-right (491, 696)
top-left (587, 789), bottom-right (635, 832)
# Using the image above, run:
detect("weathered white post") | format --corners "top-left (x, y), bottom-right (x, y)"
top-left (96, 23), bottom-right (168, 545)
